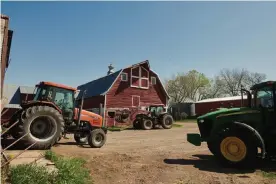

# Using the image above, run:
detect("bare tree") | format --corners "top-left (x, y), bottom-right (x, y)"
top-left (199, 76), bottom-right (224, 100)
top-left (244, 72), bottom-right (266, 87)
top-left (217, 68), bottom-right (266, 96)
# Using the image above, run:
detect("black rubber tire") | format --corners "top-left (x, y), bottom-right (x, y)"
top-left (161, 114), bottom-right (174, 129)
top-left (214, 130), bottom-right (257, 169)
top-left (207, 141), bottom-right (217, 156)
top-left (88, 129), bottom-right (106, 148)
top-left (74, 133), bottom-right (88, 144)
top-left (16, 105), bottom-right (65, 150)
top-left (133, 119), bottom-right (141, 129)
top-left (141, 119), bottom-right (153, 130)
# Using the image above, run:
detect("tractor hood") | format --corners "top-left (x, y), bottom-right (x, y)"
top-left (74, 108), bottom-right (103, 125)
top-left (197, 107), bottom-right (254, 120)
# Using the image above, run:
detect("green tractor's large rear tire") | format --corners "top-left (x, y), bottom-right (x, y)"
top-left (214, 130), bottom-right (257, 169)
top-left (16, 106), bottom-right (65, 149)
top-left (161, 114), bottom-right (174, 129)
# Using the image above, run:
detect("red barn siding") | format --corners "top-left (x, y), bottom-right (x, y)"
top-left (82, 95), bottom-right (105, 109)
top-left (195, 99), bottom-right (248, 116)
top-left (106, 68), bottom-right (166, 108)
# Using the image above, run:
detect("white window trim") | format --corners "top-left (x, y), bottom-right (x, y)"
top-left (132, 95), bottom-right (140, 107)
top-left (121, 72), bottom-right (128, 81)
top-left (130, 66), bottom-right (149, 89)
top-left (151, 76), bottom-right (156, 85)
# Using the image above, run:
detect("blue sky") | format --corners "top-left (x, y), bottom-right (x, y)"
top-left (2, 2), bottom-right (276, 87)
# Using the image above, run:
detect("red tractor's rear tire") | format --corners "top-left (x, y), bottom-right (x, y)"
top-left (16, 105), bottom-right (65, 149)
top-left (161, 114), bottom-right (174, 129)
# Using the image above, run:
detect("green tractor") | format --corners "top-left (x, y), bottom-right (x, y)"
top-left (187, 81), bottom-right (276, 168)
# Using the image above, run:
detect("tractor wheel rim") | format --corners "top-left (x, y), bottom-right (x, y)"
top-left (146, 121), bottom-right (152, 127)
top-left (30, 116), bottom-right (57, 142)
top-left (94, 134), bottom-right (103, 144)
top-left (165, 118), bottom-right (172, 125)
top-left (220, 137), bottom-right (247, 162)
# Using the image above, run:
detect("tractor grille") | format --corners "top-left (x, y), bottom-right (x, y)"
top-left (198, 119), bottom-right (213, 139)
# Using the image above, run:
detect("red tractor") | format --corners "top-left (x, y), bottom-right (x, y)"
top-left (1, 81), bottom-right (107, 149)
top-left (132, 105), bottom-right (174, 130)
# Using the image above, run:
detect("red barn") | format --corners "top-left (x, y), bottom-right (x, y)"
top-left (77, 60), bottom-right (170, 127)
top-left (195, 96), bottom-right (249, 116)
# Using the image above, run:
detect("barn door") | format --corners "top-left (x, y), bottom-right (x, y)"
top-left (132, 96), bottom-right (140, 107)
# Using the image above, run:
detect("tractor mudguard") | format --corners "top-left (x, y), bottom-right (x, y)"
top-left (233, 121), bottom-right (266, 159)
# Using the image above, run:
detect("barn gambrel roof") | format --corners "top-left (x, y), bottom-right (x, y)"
top-left (77, 60), bottom-right (170, 99)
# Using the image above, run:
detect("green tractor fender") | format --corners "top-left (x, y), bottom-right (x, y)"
top-left (232, 121), bottom-right (266, 159)
top-left (210, 121), bottom-right (266, 159)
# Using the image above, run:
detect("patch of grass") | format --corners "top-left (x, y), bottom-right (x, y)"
top-left (45, 150), bottom-right (92, 184)
top-left (262, 171), bottom-right (276, 179)
top-left (10, 164), bottom-right (56, 184)
top-left (177, 119), bottom-right (197, 123)
top-left (172, 123), bottom-right (183, 128)
top-left (9, 150), bottom-right (92, 184)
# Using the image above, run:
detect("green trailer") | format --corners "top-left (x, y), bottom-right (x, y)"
top-left (187, 81), bottom-right (276, 168)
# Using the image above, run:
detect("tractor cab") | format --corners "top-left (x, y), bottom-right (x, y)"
top-left (147, 105), bottom-right (165, 117)
top-left (31, 81), bottom-right (77, 122)
top-left (250, 81), bottom-right (276, 126)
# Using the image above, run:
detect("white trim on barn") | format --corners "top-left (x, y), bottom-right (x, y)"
top-left (130, 65), bottom-right (149, 89)
top-left (102, 70), bottom-right (123, 95)
top-left (121, 72), bottom-right (128, 81)
top-left (104, 94), bottom-right (107, 127)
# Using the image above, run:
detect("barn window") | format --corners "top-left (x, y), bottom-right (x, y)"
top-left (132, 95), bottom-right (140, 107)
top-left (131, 66), bottom-right (149, 89)
top-left (121, 72), bottom-right (128, 81)
top-left (151, 77), bottom-right (156, 85)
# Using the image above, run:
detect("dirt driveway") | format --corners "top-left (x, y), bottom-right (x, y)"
top-left (52, 123), bottom-right (275, 184)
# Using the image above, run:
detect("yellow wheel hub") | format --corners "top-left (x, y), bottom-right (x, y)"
top-left (220, 137), bottom-right (247, 162)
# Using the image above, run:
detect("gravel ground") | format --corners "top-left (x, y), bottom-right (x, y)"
top-left (52, 123), bottom-right (276, 184)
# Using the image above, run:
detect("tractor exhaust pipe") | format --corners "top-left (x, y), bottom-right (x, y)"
top-left (77, 90), bottom-right (87, 127)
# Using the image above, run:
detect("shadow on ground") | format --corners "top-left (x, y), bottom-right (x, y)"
top-left (1, 138), bottom-right (89, 150)
top-left (164, 154), bottom-right (276, 174)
